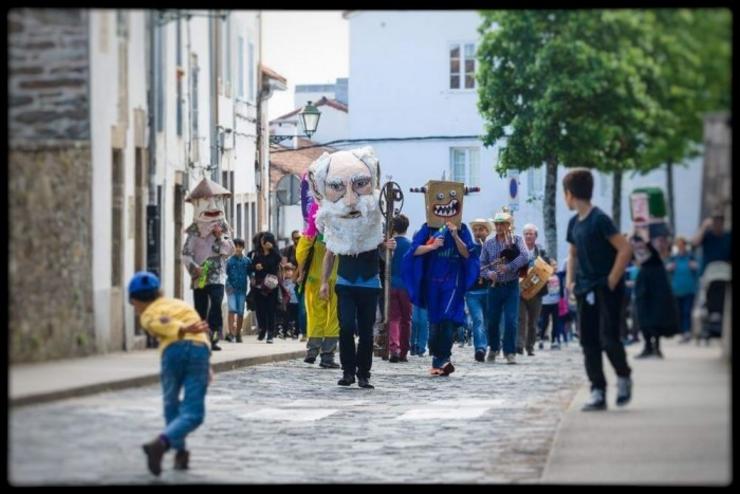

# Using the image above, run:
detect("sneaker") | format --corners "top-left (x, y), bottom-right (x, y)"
top-left (257, 332), bottom-right (266, 341)
top-left (505, 354), bottom-right (516, 365)
top-left (235, 334), bottom-right (242, 343)
top-left (211, 342), bottom-right (222, 351)
top-left (225, 334), bottom-right (235, 343)
top-left (319, 361), bottom-right (340, 369)
top-left (304, 356), bottom-right (316, 364)
top-left (539, 341), bottom-right (544, 350)
top-left (486, 351), bottom-right (496, 363)
top-left (174, 449), bottom-right (189, 470)
top-left (474, 350), bottom-right (486, 362)
top-left (526, 349), bottom-right (535, 356)
top-left (266, 337), bottom-right (274, 344)
top-left (142, 437), bottom-right (168, 476)
top-left (616, 377), bottom-right (632, 406)
top-left (581, 389), bottom-right (607, 411)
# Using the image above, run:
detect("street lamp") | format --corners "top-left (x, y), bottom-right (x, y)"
top-left (270, 101), bottom-right (321, 145)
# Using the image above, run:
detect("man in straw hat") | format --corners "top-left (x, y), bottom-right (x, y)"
top-left (467, 218), bottom-right (494, 362)
top-left (480, 209), bottom-right (529, 364)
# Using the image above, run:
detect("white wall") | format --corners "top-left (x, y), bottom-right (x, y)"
top-left (348, 10), bottom-right (704, 264)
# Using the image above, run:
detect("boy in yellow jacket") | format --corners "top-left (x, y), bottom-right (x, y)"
top-left (128, 271), bottom-right (213, 476)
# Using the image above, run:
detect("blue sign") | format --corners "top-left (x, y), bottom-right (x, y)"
top-left (509, 177), bottom-right (518, 199)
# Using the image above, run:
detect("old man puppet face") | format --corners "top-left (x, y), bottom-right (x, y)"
top-left (185, 177), bottom-right (232, 237)
top-left (309, 146), bottom-right (383, 255)
top-left (424, 180), bottom-right (465, 229)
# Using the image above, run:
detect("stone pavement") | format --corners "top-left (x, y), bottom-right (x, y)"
top-left (9, 340), bottom-right (586, 484)
top-left (9, 335), bottom-right (306, 406)
top-left (541, 338), bottom-right (731, 485)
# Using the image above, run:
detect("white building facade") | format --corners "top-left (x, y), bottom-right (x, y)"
top-left (345, 10), bottom-right (702, 263)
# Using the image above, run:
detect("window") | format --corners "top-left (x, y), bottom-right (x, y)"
top-left (238, 36), bottom-right (244, 99)
top-left (248, 42), bottom-right (255, 102)
top-left (527, 166), bottom-right (544, 196)
top-left (450, 43), bottom-right (476, 90)
top-left (449, 147), bottom-right (480, 186)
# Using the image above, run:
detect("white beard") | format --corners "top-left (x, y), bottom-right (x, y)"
top-left (315, 192), bottom-right (383, 255)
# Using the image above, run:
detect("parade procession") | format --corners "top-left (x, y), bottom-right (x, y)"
top-left (8, 8), bottom-right (731, 486)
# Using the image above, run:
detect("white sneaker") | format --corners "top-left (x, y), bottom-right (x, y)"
top-left (616, 377), bottom-right (632, 406)
top-left (486, 351), bottom-right (496, 362)
top-left (505, 354), bottom-right (516, 364)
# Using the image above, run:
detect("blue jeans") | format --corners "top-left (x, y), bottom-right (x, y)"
top-left (227, 291), bottom-right (246, 314)
top-left (429, 321), bottom-right (456, 369)
top-left (160, 340), bottom-right (210, 452)
top-left (465, 290), bottom-right (489, 352)
top-left (676, 293), bottom-right (695, 334)
top-left (487, 281), bottom-right (520, 355)
top-left (410, 305), bottom-right (429, 355)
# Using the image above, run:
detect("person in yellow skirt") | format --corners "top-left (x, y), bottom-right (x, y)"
top-left (296, 192), bottom-right (341, 368)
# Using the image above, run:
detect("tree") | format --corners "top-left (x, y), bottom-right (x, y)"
top-left (477, 10), bottom-right (668, 256)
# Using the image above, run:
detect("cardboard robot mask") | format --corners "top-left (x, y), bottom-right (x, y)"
top-left (408, 180), bottom-right (466, 229)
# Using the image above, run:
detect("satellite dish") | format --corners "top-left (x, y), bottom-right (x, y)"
top-left (276, 174), bottom-right (301, 206)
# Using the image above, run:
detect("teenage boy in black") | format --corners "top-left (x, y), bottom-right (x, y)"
top-left (564, 169), bottom-right (633, 411)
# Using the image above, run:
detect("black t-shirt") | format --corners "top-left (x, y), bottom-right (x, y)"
top-left (252, 250), bottom-right (281, 283)
top-left (566, 206), bottom-right (618, 296)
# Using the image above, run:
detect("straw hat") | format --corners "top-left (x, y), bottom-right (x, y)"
top-left (492, 211), bottom-right (513, 223)
top-left (469, 218), bottom-right (494, 233)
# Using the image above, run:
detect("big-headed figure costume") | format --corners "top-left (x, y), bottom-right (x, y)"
top-left (402, 181), bottom-right (480, 374)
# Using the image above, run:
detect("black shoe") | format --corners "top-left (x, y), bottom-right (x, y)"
top-left (616, 377), bottom-right (632, 407)
top-left (142, 437), bottom-right (168, 476)
top-left (516, 348), bottom-right (524, 355)
top-left (338, 373), bottom-right (356, 386)
top-left (320, 361), bottom-right (340, 369)
top-left (225, 334), bottom-right (235, 343)
top-left (211, 342), bottom-right (222, 351)
top-left (654, 348), bottom-right (664, 358)
top-left (527, 349), bottom-right (535, 356)
top-left (358, 376), bottom-right (374, 389)
top-left (235, 334), bottom-right (242, 343)
top-left (635, 349), bottom-right (653, 359)
top-left (399, 356), bottom-right (409, 362)
top-left (266, 337), bottom-right (274, 344)
top-left (441, 362), bottom-right (455, 376)
top-left (304, 356), bottom-right (316, 364)
top-left (174, 449), bottom-right (189, 470)
top-left (389, 354), bottom-right (400, 363)
top-left (474, 350), bottom-right (485, 362)
top-left (257, 332), bottom-right (266, 341)
top-left (581, 389), bottom-right (607, 412)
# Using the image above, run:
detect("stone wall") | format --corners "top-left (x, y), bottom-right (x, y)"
top-left (9, 144), bottom-right (95, 363)
top-left (8, 8), bottom-right (91, 143)
top-left (9, 9), bottom-right (95, 363)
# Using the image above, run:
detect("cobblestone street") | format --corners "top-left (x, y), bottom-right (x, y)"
top-left (10, 342), bottom-right (586, 484)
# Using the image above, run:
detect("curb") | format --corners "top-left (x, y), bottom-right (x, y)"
top-left (10, 350), bottom-right (306, 408)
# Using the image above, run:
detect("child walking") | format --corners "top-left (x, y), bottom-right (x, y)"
top-left (225, 238), bottom-right (252, 342)
top-left (128, 271), bottom-right (213, 476)
top-left (563, 169), bottom-right (633, 411)
top-left (281, 264), bottom-right (300, 338)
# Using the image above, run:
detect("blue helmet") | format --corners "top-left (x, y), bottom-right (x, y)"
top-left (128, 271), bottom-right (160, 297)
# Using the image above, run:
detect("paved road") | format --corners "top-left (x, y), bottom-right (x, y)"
top-left (9, 341), bottom-right (585, 484)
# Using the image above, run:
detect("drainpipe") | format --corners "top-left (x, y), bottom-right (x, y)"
top-left (148, 11), bottom-right (157, 205)
top-left (209, 12), bottom-right (220, 182)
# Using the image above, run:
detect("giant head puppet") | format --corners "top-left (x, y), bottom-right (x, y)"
top-left (185, 177), bottom-right (232, 236)
top-left (309, 146), bottom-right (383, 255)
top-left (409, 180), bottom-right (480, 229)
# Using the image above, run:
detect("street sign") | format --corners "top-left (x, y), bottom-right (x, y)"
top-left (508, 173), bottom-right (519, 212)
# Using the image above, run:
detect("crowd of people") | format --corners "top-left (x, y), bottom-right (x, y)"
top-left (128, 152), bottom-right (731, 476)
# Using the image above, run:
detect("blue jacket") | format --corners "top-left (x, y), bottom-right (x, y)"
top-left (226, 254), bottom-right (252, 293)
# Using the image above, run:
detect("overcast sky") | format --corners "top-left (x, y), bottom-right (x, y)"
top-left (262, 10), bottom-right (349, 121)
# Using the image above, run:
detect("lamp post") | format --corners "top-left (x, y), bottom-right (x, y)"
top-left (270, 101), bottom-right (321, 144)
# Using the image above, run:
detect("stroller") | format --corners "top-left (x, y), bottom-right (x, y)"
top-left (692, 261), bottom-right (731, 345)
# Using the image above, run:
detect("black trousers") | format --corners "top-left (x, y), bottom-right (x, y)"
top-left (193, 284), bottom-right (225, 341)
top-left (576, 282), bottom-right (632, 391)
top-left (336, 285), bottom-right (379, 379)
top-left (255, 289), bottom-right (278, 337)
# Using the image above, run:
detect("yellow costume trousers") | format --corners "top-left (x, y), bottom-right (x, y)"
top-left (296, 235), bottom-right (339, 338)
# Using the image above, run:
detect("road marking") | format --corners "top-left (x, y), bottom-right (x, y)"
top-left (239, 408), bottom-right (338, 421)
top-left (396, 407), bottom-right (490, 420)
